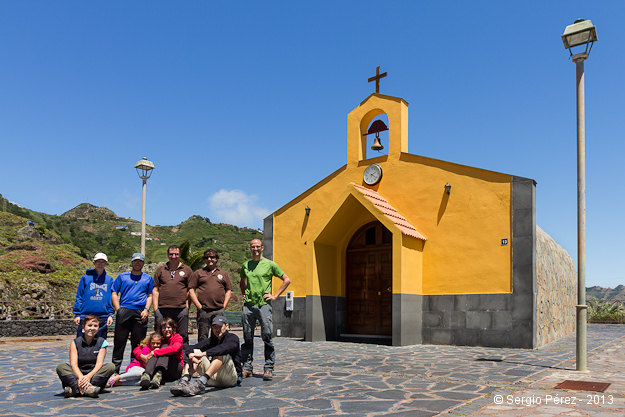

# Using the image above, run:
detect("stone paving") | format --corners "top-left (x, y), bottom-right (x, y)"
top-left (0, 324), bottom-right (624, 416)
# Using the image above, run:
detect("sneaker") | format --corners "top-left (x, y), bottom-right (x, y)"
top-left (106, 373), bottom-right (119, 388)
top-left (170, 378), bottom-right (190, 397)
top-left (150, 371), bottom-right (163, 389)
top-left (242, 369), bottom-right (253, 378)
top-left (63, 386), bottom-right (75, 398)
top-left (139, 373), bottom-right (151, 390)
top-left (83, 384), bottom-right (100, 398)
top-left (263, 370), bottom-right (273, 381)
top-left (180, 379), bottom-right (206, 397)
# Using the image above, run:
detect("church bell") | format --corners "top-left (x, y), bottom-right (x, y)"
top-left (371, 133), bottom-right (384, 151)
top-left (366, 119), bottom-right (388, 152)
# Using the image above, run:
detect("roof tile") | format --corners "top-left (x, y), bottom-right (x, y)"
top-left (352, 184), bottom-right (426, 240)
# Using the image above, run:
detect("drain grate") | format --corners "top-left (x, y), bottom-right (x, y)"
top-left (554, 380), bottom-right (611, 392)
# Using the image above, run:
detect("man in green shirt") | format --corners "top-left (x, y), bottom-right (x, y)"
top-left (239, 238), bottom-right (291, 381)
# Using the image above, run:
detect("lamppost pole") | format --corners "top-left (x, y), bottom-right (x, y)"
top-left (561, 18), bottom-right (597, 372)
top-left (141, 177), bottom-right (148, 255)
top-left (134, 157), bottom-right (155, 256)
top-left (575, 54), bottom-right (587, 372)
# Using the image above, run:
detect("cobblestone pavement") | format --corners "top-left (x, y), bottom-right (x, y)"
top-left (0, 324), bottom-right (623, 416)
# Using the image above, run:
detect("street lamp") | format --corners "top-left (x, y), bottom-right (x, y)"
top-left (134, 157), bottom-right (155, 256)
top-left (561, 18), bottom-right (597, 372)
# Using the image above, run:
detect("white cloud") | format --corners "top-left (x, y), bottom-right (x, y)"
top-left (208, 189), bottom-right (270, 228)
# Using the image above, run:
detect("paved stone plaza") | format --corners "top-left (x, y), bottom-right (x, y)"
top-left (0, 324), bottom-right (624, 416)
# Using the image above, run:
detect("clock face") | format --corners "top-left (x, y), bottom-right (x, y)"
top-left (363, 164), bottom-right (383, 185)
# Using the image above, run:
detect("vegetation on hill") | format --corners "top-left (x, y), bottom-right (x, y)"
top-left (587, 296), bottom-right (625, 323)
top-left (0, 194), bottom-right (262, 315)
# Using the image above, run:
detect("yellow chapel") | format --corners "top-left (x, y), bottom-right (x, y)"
top-left (263, 88), bottom-right (575, 348)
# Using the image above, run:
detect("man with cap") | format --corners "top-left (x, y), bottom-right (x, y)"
top-left (170, 315), bottom-right (242, 397)
top-left (72, 252), bottom-right (115, 339)
top-left (111, 253), bottom-right (154, 373)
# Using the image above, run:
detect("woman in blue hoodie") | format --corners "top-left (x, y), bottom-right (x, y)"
top-left (72, 252), bottom-right (115, 339)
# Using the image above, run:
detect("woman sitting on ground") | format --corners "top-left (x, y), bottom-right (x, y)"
top-left (106, 332), bottom-right (162, 387)
top-left (56, 314), bottom-right (115, 398)
top-left (139, 317), bottom-right (183, 389)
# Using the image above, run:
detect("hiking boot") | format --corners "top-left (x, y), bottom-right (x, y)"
top-left (150, 371), bottom-right (163, 389)
top-left (242, 369), bottom-right (253, 378)
top-left (263, 370), bottom-right (273, 381)
top-left (83, 384), bottom-right (100, 398)
top-left (170, 378), bottom-right (190, 397)
top-left (63, 386), bottom-right (75, 398)
top-left (180, 379), bottom-right (206, 397)
top-left (139, 372), bottom-right (151, 390)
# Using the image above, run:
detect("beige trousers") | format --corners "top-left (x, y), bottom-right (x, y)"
top-left (195, 350), bottom-right (237, 387)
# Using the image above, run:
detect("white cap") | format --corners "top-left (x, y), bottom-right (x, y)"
top-left (93, 252), bottom-right (108, 262)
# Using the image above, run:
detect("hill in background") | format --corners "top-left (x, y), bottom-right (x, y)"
top-left (0, 193), bottom-right (262, 312)
top-left (587, 285), bottom-right (625, 305)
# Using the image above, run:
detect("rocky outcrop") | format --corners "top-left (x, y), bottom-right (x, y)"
top-left (17, 226), bottom-right (42, 241)
top-left (62, 203), bottom-right (116, 220)
top-left (536, 226), bottom-right (576, 347)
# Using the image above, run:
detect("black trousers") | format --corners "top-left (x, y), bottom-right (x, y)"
top-left (197, 307), bottom-right (224, 342)
top-left (144, 353), bottom-right (183, 382)
top-left (112, 308), bottom-right (147, 373)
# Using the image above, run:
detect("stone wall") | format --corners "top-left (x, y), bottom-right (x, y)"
top-left (535, 226), bottom-right (576, 346)
top-left (0, 319), bottom-right (78, 337)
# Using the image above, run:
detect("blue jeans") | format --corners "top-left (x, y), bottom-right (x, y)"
top-left (241, 303), bottom-right (274, 372)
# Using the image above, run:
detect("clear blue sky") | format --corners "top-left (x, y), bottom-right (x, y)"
top-left (0, 2), bottom-right (623, 288)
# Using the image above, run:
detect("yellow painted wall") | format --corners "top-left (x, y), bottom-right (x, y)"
top-left (272, 94), bottom-right (513, 297)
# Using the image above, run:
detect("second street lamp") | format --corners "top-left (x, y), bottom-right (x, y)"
top-left (134, 157), bottom-right (155, 256)
top-left (561, 18), bottom-right (597, 372)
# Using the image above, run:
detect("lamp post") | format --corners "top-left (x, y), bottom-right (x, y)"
top-left (561, 19), bottom-right (597, 372)
top-left (134, 157), bottom-right (155, 256)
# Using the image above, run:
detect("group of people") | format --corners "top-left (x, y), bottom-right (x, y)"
top-left (56, 239), bottom-right (290, 398)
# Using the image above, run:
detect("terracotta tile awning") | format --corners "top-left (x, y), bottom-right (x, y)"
top-left (352, 183), bottom-right (426, 240)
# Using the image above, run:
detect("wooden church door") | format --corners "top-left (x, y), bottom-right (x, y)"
top-left (345, 222), bottom-right (392, 335)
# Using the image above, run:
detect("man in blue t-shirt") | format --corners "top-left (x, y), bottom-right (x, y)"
top-left (111, 253), bottom-right (154, 373)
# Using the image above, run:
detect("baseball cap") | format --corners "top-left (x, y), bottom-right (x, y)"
top-left (93, 253), bottom-right (108, 262)
top-left (131, 253), bottom-right (145, 261)
top-left (212, 315), bottom-right (228, 326)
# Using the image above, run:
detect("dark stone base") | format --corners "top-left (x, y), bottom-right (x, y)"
top-left (421, 293), bottom-right (533, 348)
top-left (272, 296), bottom-right (306, 339)
top-left (273, 291), bottom-right (534, 348)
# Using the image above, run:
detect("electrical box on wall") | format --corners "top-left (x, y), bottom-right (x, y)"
top-left (285, 291), bottom-right (294, 311)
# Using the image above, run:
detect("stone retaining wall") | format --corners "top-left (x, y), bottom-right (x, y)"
top-left (0, 319), bottom-right (78, 337)
top-left (0, 314), bottom-right (245, 338)
top-left (536, 226), bottom-right (576, 346)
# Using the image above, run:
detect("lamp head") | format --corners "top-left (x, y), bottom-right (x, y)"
top-left (135, 157), bottom-right (155, 180)
top-left (562, 19), bottom-right (597, 60)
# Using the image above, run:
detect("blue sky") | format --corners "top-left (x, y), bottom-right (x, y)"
top-left (0, 2), bottom-right (623, 288)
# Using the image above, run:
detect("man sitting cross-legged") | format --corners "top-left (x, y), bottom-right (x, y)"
top-left (170, 315), bottom-right (242, 397)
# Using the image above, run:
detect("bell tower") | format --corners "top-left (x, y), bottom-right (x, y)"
top-left (347, 67), bottom-right (409, 166)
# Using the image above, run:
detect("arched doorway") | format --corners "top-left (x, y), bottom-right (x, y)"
top-left (345, 221), bottom-right (392, 336)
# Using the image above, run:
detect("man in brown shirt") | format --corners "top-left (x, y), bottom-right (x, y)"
top-left (153, 245), bottom-right (194, 344)
top-left (189, 249), bottom-right (232, 342)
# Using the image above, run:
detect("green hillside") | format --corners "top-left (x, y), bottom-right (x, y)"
top-left (0, 194), bottom-right (262, 315)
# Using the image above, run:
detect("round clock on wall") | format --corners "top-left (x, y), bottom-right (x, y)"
top-left (363, 163), bottom-right (383, 186)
